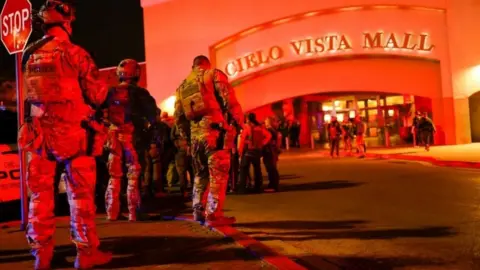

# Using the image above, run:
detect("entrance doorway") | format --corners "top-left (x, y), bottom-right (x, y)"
top-left (249, 93), bottom-right (433, 149)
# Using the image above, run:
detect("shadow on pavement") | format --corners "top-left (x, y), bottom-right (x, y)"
top-left (234, 220), bottom-right (366, 230)
top-left (278, 180), bottom-right (364, 192)
top-left (296, 254), bottom-right (447, 270)
top-left (234, 220), bottom-right (456, 241)
top-left (0, 236), bottom-right (259, 269)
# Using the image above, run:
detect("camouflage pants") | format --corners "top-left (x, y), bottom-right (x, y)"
top-left (144, 149), bottom-right (163, 194)
top-left (26, 153), bottom-right (99, 253)
top-left (175, 151), bottom-right (194, 192)
top-left (105, 129), bottom-right (141, 220)
top-left (191, 146), bottom-right (230, 219)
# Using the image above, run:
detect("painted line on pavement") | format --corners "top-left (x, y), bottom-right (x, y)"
top-left (174, 215), bottom-right (307, 270)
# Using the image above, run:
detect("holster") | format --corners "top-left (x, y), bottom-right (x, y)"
top-left (210, 122), bottom-right (236, 151)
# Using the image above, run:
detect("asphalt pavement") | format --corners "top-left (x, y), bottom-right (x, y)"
top-left (3, 150), bottom-right (480, 269)
top-left (225, 152), bottom-right (480, 269)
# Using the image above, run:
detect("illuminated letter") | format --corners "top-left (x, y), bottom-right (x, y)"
top-left (235, 58), bottom-right (245, 73)
top-left (225, 61), bottom-right (237, 77)
top-left (327, 36), bottom-right (338, 51)
top-left (385, 33), bottom-right (399, 49)
top-left (338, 35), bottom-right (352, 50)
top-left (314, 38), bottom-right (325, 53)
top-left (305, 39), bottom-right (314, 53)
top-left (269, 46), bottom-right (283, 60)
top-left (290, 40), bottom-right (304, 55)
top-left (363, 32), bottom-right (383, 48)
top-left (244, 53), bottom-right (259, 69)
top-left (401, 33), bottom-right (417, 50)
top-left (255, 50), bottom-right (269, 65)
top-left (418, 34), bottom-right (434, 51)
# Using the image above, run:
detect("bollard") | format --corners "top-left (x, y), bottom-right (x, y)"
top-left (285, 137), bottom-right (290, 151)
top-left (310, 134), bottom-right (315, 149)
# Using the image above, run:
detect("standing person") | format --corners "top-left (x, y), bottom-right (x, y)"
top-left (354, 115), bottom-right (366, 158)
top-left (171, 123), bottom-right (195, 198)
top-left (143, 108), bottom-right (170, 198)
top-left (238, 113), bottom-right (272, 193)
top-left (18, 1), bottom-right (112, 268)
top-left (327, 116), bottom-right (342, 158)
top-left (263, 117), bottom-right (281, 193)
top-left (412, 111), bottom-right (421, 147)
top-left (418, 112), bottom-right (436, 151)
top-left (342, 118), bottom-right (354, 155)
top-left (174, 55), bottom-right (243, 226)
top-left (103, 59), bottom-right (157, 222)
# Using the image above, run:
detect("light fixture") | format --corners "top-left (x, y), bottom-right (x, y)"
top-left (337, 114), bottom-right (344, 122)
top-left (159, 95), bottom-right (176, 117)
top-left (349, 111), bottom-right (355, 118)
top-left (388, 109), bottom-right (394, 116)
top-left (324, 114), bottom-right (331, 123)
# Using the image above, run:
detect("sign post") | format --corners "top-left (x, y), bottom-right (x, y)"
top-left (1, 0), bottom-right (33, 231)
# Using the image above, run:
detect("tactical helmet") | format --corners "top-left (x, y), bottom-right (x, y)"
top-left (38, 0), bottom-right (75, 24)
top-left (116, 59), bottom-right (141, 81)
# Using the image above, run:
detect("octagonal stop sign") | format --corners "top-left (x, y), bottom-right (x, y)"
top-left (0, 0), bottom-right (32, 55)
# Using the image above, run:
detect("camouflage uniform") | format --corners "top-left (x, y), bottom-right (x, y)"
top-left (171, 124), bottom-right (194, 196)
top-left (19, 19), bottom-right (109, 270)
top-left (103, 64), bottom-right (157, 221)
top-left (175, 61), bottom-right (243, 223)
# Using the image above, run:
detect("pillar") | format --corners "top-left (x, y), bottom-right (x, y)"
top-left (298, 97), bottom-right (309, 146)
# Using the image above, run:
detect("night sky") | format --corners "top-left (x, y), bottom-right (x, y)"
top-left (0, 0), bottom-right (145, 80)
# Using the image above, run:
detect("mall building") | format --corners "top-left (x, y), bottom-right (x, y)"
top-left (140, 0), bottom-right (480, 147)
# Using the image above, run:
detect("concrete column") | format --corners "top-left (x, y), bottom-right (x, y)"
top-left (298, 97), bottom-right (309, 146)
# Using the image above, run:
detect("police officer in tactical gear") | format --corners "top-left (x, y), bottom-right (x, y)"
top-left (103, 59), bottom-right (157, 222)
top-left (174, 55), bottom-right (244, 226)
top-left (19, 0), bottom-right (112, 268)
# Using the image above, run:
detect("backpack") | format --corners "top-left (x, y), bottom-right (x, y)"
top-left (178, 69), bottom-right (219, 121)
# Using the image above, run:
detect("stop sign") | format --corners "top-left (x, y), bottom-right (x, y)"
top-left (0, 0), bottom-right (32, 55)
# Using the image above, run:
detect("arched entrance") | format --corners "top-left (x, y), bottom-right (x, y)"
top-left (231, 55), bottom-right (445, 146)
top-left (469, 91), bottom-right (480, 142)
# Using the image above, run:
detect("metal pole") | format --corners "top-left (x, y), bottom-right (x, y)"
top-left (15, 53), bottom-right (28, 231)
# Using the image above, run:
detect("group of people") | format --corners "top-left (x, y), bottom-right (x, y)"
top-left (17, 1), bottom-right (282, 269)
top-left (327, 115), bottom-right (367, 158)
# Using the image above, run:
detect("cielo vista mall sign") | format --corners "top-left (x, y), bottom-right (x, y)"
top-left (222, 31), bottom-right (435, 78)
top-left (212, 8), bottom-right (443, 81)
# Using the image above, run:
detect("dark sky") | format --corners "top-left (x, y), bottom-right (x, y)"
top-left (0, 0), bottom-right (145, 80)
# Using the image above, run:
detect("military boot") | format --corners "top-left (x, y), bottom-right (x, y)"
top-left (74, 249), bottom-right (112, 269)
top-left (33, 246), bottom-right (54, 270)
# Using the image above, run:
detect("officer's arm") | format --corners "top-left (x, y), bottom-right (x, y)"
top-left (174, 87), bottom-right (189, 136)
top-left (262, 127), bottom-right (272, 146)
top-left (213, 70), bottom-right (244, 127)
top-left (67, 46), bottom-right (108, 107)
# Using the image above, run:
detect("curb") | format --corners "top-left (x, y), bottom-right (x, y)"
top-left (173, 215), bottom-right (307, 270)
top-left (365, 153), bottom-right (480, 169)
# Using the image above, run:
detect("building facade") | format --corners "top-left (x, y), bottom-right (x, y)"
top-left (140, 0), bottom-right (480, 146)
